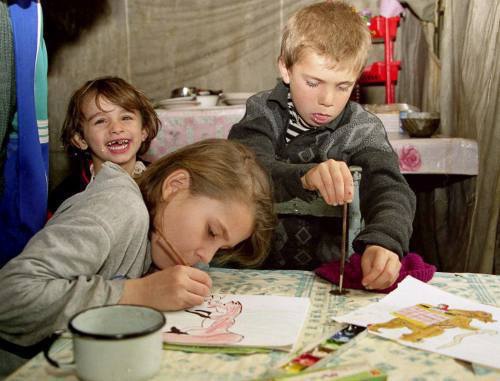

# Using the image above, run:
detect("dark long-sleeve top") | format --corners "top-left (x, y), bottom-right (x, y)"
top-left (229, 81), bottom-right (416, 256)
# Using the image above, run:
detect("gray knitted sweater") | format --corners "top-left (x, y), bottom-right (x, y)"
top-left (0, 162), bottom-right (151, 346)
top-left (229, 81), bottom-right (416, 257)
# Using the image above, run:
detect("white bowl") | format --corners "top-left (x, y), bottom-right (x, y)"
top-left (222, 92), bottom-right (254, 100)
top-left (157, 96), bottom-right (195, 106)
top-left (221, 92), bottom-right (254, 105)
top-left (196, 95), bottom-right (219, 107)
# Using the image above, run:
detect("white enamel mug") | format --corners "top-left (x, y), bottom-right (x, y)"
top-left (45, 305), bottom-right (165, 381)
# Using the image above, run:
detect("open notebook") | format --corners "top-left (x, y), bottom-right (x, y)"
top-left (162, 294), bottom-right (310, 352)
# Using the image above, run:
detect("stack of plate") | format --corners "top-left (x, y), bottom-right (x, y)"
top-left (220, 92), bottom-right (254, 106)
top-left (156, 96), bottom-right (200, 110)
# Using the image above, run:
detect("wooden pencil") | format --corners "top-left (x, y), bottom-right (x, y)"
top-left (338, 202), bottom-right (348, 294)
top-left (155, 232), bottom-right (188, 266)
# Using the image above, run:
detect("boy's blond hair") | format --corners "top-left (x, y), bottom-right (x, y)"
top-left (280, 1), bottom-right (371, 75)
top-left (137, 139), bottom-right (275, 268)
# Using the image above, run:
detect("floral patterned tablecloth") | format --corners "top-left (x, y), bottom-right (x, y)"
top-left (144, 106), bottom-right (478, 175)
top-left (6, 269), bottom-right (500, 381)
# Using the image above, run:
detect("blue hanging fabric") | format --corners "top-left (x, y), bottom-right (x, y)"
top-left (0, 0), bottom-right (48, 266)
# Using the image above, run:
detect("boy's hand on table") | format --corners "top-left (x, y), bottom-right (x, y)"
top-left (120, 265), bottom-right (212, 310)
top-left (361, 245), bottom-right (401, 290)
top-left (301, 159), bottom-right (353, 205)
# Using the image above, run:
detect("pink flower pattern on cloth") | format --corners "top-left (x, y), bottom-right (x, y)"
top-left (398, 145), bottom-right (422, 172)
top-left (144, 111), bottom-right (240, 162)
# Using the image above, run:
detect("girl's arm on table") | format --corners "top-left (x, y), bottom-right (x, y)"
top-left (0, 189), bottom-right (149, 347)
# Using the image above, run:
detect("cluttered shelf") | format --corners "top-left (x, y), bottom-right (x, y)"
top-left (6, 268), bottom-right (500, 381)
top-left (143, 105), bottom-right (478, 176)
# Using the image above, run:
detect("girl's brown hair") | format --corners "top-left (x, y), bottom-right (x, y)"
top-left (137, 139), bottom-right (275, 268)
top-left (280, 1), bottom-right (371, 75)
top-left (61, 76), bottom-right (160, 158)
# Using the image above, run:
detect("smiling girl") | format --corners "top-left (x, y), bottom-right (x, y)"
top-left (48, 76), bottom-right (160, 214)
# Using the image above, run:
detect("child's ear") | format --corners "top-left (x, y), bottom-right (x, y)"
top-left (278, 57), bottom-right (291, 85)
top-left (161, 169), bottom-right (191, 201)
top-left (71, 133), bottom-right (88, 150)
top-left (141, 128), bottom-right (148, 142)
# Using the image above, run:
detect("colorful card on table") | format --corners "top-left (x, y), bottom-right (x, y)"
top-left (162, 294), bottom-right (310, 352)
top-left (275, 324), bottom-right (366, 375)
top-left (270, 362), bottom-right (386, 381)
top-left (333, 276), bottom-right (500, 370)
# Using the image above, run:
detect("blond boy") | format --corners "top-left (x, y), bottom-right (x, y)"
top-left (229, 1), bottom-right (416, 290)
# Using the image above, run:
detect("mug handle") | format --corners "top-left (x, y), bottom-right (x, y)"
top-left (43, 330), bottom-right (74, 368)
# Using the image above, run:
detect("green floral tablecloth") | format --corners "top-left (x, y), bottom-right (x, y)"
top-left (6, 269), bottom-right (500, 381)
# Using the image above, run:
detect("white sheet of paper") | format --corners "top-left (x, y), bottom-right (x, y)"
top-left (332, 276), bottom-right (500, 369)
top-left (162, 294), bottom-right (310, 351)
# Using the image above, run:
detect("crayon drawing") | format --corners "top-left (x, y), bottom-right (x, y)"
top-left (162, 294), bottom-right (310, 351)
top-left (163, 295), bottom-right (244, 345)
top-left (368, 303), bottom-right (497, 349)
top-left (333, 276), bottom-right (500, 369)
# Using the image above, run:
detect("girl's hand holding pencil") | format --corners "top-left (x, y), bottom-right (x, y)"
top-left (120, 228), bottom-right (212, 310)
top-left (120, 266), bottom-right (212, 311)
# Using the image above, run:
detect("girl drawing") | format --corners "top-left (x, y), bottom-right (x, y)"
top-left (163, 295), bottom-right (244, 345)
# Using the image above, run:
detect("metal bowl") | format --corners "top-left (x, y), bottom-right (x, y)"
top-left (171, 87), bottom-right (197, 98)
top-left (401, 112), bottom-right (440, 137)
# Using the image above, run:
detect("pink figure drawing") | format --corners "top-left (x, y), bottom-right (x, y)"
top-left (163, 295), bottom-right (244, 345)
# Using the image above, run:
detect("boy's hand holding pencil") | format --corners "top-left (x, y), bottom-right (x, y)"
top-left (301, 159), bottom-right (353, 206)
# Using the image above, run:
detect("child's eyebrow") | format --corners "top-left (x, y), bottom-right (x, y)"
top-left (303, 74), bottom-right (323, 82)
top-left (86, 111), bottom-right (105, 121)
top-left (337, 80), bottom-right (355, 86)
top-left (303, 74), bottom-right (354, 86)
top-left (120, 109), bottom-right (137, 114)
